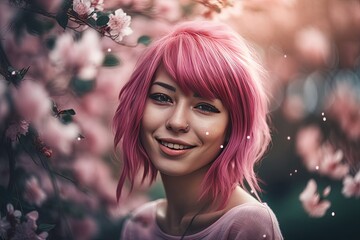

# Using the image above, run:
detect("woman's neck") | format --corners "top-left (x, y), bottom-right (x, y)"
top-left (160, 165), bottom-right (211, 219)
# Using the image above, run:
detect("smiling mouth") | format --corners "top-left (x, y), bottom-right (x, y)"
top-left (158, 140), bottom-right (194, 150)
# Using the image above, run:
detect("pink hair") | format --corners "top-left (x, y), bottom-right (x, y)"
top-left (113, 21), bottom-right (271, 206)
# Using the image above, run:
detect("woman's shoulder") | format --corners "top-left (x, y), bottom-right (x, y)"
top-left (222, 202), bottom-right (283, 240)
top-left (127, 199), bottom-right (163, 224)
top-left (121, 199), bottom-right (164, 240)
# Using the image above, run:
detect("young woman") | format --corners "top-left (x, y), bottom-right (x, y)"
top-left (113, 21), bottom-right (283, 240)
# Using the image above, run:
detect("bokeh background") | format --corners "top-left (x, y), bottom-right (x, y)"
top-left (0, 0), bottom-right (359, 239)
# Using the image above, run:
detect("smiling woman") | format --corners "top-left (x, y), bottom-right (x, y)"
top-left (113, 21), bottom-right (283, 240)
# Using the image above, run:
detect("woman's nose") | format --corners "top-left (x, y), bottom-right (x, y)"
top-left (165, 103), bottom-right (190, 133)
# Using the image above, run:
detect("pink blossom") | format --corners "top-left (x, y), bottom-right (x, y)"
top-left (294, 27), bottom-right (332, 67)
top-left (299, 179), bottom-right (331, 217)
top-left (107, 9), bottom-right (133, 42)
top-left (296, 125), bottom-right (323, 171)
top-left (38, 117), bottom-right (80, 155)
top-left (154, 0), bottom-right (182, 22)
top-left (91, 0), bottom-right (104, 10)
top-left (342, 170), bottom-right (360, 198)
top-left (5, 120), bottom-right (29, 142)
top-left (0, 213), bottom-right (10, 238)
top-left (318, 147), bottom-right (349, 180)
top-left (7, 203), bottom-right (22, 219)
top-left (12, 211), bottom-right (48, 240)
top-left (11, 80), bottom-right (52, 124)
top-left (68, 217), bottom-right (98, 240)
top-left (73, 155), bottom-right (117, 204)
top-left (50, 30), bottom-right (104, 79)
top-left (326, 82), bottom-right (360, 140)
top-left (23, 176), bottom-right (47, 206)
top-left (73, 0), bottom-right (94, 18)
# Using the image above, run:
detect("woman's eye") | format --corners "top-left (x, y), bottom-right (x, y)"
top-left (149, 93), bottom-right (172, 103)
top-left (195, 103), bottom-right (220, 113)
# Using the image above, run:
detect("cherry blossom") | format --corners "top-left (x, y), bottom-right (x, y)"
top-left (38, 117), bottom-right (80, 155)
top-left (5, 120), bottom-right (29, 142)
top-left (11, 80), bottom-right (52, 124)
top-left (107, 9), bottom-right (133, 42)
top-left (299, 179), bottom-right (331, 217)
top-left (73, 0), bottom-right (94, 18)
top-left (318, 146), bottom-right (349, 180)
top-left (50, 30), bottom-right (104, 80)
top-left (23, 176), bottom-right (47, 207)
top-left (342, 170), bottom-right (360, 198)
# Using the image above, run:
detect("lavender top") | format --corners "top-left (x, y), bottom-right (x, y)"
top-left (121, 199), bottom-right (283, 240)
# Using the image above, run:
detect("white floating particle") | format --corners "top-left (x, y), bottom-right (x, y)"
top-left (315, 165), bottom-right (319, 170)
top-left (11, 71), bottom-right (16, 75)
top-left (263, 234), bottom-right (267, 238)
top-left (107, 48), bottom-right (112, 52)
top-left (321, 112), bottom-right (325, 116)
top-left (287, 136), bottom-right (291, 140)
top-left (77, 137), bottom-right (82, 141)
top-left (331, 212), bottom-right (335, 217)
top-left (294, 169), bottom-right (297, 173)
top-left (250, 190), bottom-right (254, 193)
top-left (284, 54), bottom-right (287, 58)
top-left (205, 131), bottom-right (209, 135)
top-left (323, 117), bottom-right (327, 121)
top-left (246, 135), bottom-right (250, 140)
top-left (290, 173), bottom-right (292, 176)
top-left (220, 145), bottom-right (224, 149)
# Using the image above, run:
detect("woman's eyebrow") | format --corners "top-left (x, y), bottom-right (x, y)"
top-left (152, 82), bottom-right (176, 92)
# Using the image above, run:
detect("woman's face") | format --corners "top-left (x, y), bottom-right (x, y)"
top-left (140, 69), bottom-right (229, 176)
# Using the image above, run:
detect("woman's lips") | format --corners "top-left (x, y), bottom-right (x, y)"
top-left (156, 138), bottom-right (195, 157)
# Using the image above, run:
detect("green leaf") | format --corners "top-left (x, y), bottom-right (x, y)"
top-left (102, 54), bottom-right (120, 67)
top-left (56, 11), bottom-right (69, 29)
top-left (38, 224), bottom-right (56, 232)
top-left (87, 17), bottom-right (97, 27)
top-left (96, 15), bottom-right (109, 27)
top-left (137, 35), bottom-right (151, 46)
top-left (71, 77), bottom-right (96, 96)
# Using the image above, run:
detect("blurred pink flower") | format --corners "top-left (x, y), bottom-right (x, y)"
top-left (107, 9), bottom-right (133, 42)
top-left (69, 217), bottom-right (98, 240)
top-left (342, 170), bottom-right (360, 198)
top-left (5, 120), bottom-right (29, 142)
top-left (154, 0), bottom-right (182, 22)
top-left (296, 126), bottom-right (349, 179)
top-left (12, 211), bottom-right (48, 240)
top-left (295, 27), bottom-right (332, 67)
top-left (76, 116), bottom-right (112, 155)
top-left (23, 176), bottom-right (47, 207)
top-left (299, 179), bottom-right (331, 218)
top-left (7, 203), bottom-right (22, 219)
top-left (11, 80), bottom-right (52, 124)
top-left (50, 30), bottom-right (104, 79)
top-left (326, 82), bottom-right (360, 140)
top-left (91, 0), bottom-right (104, 10)
top-left (73, 155), bottom-right (117, 204)
top-left (318, 146), bottom-right (349, 180)
top-left (73, 0), bottom-right (94, 17)
top-left (0, 213), bottom-right (10, 238)
top-left (38, 117), bottom-right (80, 155)
top-left (296, 125), bottom-right (322, 171)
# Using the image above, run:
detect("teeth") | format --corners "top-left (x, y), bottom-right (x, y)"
top-left (161, 141), bottom-right (191, 150)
